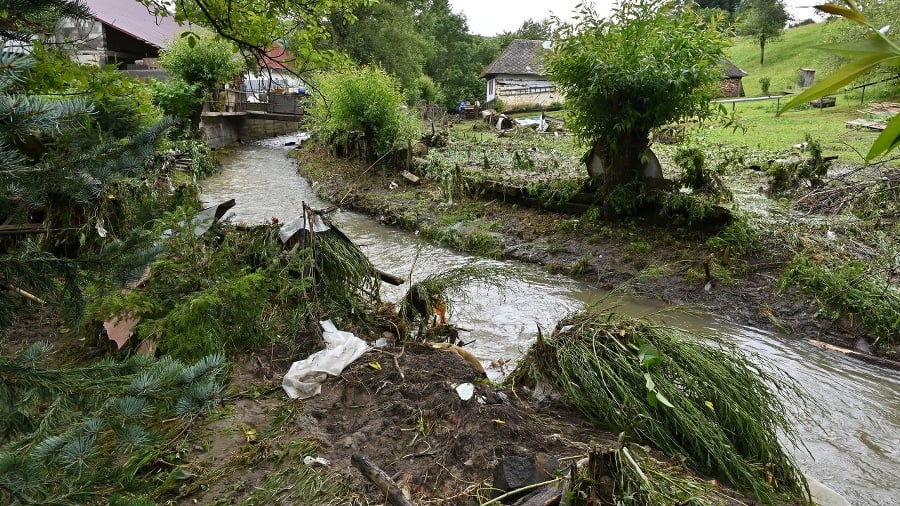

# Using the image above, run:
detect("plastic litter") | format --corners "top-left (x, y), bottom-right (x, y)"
top-left (282, 320), bottom-right (371, 399)
top-left (303, 456), bottom-right (331, 467)
top-left (456, 382), bottom-right (475, 401)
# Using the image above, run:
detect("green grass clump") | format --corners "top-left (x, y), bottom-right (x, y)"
top-left (782, 253), bottom-right (900, 349)
top-left (399, 264), bottom-right (516, 337)
top-left (567, 444), bottom-right (720, 505)
top-left (510, 310), bottom-right (810, 504)
top-left (89, 206), bottom-right (380, 359)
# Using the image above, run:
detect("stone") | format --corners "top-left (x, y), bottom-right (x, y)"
top-left (491, 454), bottom-right (558, 499)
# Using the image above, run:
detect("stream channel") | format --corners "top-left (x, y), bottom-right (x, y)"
top-left (201, 136), bottom-right (899, 505)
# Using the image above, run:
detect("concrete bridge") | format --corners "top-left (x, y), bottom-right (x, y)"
top-left (200, 91), bottom-right (306, 148)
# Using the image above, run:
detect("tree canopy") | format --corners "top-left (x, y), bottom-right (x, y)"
top-left (160, 33), bottom-right (244, 89)
top-left (324, 0), bottom-right (428, 90)
top-left (139, 0), bottom-right (368, 78)
top-left (738, 0), bottom-right (790, 65)
top-left (547, 0), bottom-right (728, 199)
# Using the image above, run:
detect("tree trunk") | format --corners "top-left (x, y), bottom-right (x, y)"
top-left (586, 134), bottom-right (650, 195)
top-left (364, 126), bottom-right (375, 163)
top-left (759, 35), bottom-right (766, 66)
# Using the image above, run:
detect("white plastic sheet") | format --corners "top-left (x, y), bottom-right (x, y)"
top-left (282, 320), bottom-right (371, 399)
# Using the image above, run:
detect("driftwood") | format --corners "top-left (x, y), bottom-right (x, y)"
top-left (350, 453), bottom-right (415, 506)
top-left (808, 340), bottom-right (900, 372)
top-left (1, 283), bottom-right (46, 304)
top-left (0, 224), bottom-right (45, 236)
top-left (512, 487), bottom-right (563, 505)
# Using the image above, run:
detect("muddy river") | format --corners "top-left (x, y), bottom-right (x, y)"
top-left (201, 137), bottom-right (899, 505)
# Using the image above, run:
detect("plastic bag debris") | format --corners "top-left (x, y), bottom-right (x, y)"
top-left (282, 320), bottom-right (371, 399)
top-left (456, 382), bottom-right (475, 401)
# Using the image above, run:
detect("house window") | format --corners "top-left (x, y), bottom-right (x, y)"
top-left (488, 79), bottom-right (495, 96)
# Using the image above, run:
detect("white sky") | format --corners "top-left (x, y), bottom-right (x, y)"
top-left (449, 1), bottom-right (826, 37)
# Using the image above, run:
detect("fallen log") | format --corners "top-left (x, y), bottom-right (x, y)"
top-left (808, 340), bottom-right (900, 372)
top-left (512, 486), bottom-right (563, 505)
top-left (0, 224), bottom-right (45, 236)
top-left (350, 453), bottom-right (415, 506)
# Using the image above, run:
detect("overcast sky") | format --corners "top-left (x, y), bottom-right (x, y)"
top-left (449, 1), bottom-right (825, 37)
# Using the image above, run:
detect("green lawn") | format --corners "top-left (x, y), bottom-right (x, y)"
top-left (696, 96), bottom-right (885, 163)
top-left (727, 22), bottom-right (838, 96)
top-left (703, 21), bottom-right (899, 163)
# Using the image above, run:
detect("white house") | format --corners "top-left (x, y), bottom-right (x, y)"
top-left (480, 39), bottom-right (559, 110)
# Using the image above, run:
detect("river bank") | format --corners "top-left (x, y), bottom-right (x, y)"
top-left (194, 139), bottom-right (899, 505)
top-left (295, 140), bottom-right (897, 365)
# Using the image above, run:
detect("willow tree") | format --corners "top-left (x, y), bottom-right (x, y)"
top-left (547, 0), bottom-right (728, 203)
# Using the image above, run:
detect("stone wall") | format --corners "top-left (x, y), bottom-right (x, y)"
top-left (200, 112), bottom-right (303, 149)
top-left (718, 78), bottom-right (743, 98)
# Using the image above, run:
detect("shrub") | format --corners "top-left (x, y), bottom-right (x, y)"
top-left (759, 76), bottom-right (771, 95)
top-left (309, 65), bottom-right (417, 162)
top-left (149, 78), bottom-right (206, 123)
top-left (674, 146), bottom-right (707, 190)
top-left (159, 33), bottom-right (243, 89)
top-left (782, 254), bottom-right (900, 349)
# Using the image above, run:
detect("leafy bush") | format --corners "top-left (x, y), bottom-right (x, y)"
top-left (405, 74), bottom-right (443, 106)
top-left (308, 65), bottom-right (417, 161)
top-left (674, 146), bottom-right (707, 190)
top-left (759, 76), bottom-right (771, 95)
top-left (159, 33), bottom-right (243, 89)
top-left (149, 78), bottom-right (206, 123)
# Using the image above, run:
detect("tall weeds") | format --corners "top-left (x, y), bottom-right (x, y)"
top-left (511, 309), bottom-right (810, 504)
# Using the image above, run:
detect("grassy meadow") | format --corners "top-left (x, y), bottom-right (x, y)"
top-left (693, 20), bottom-right (900, 164)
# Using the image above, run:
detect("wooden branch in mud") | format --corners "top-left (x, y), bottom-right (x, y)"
top-left (0, 224), bottom-right (45, 236)
top-left (351, 453), bottom-right (415, 506)
top-left (808, 340), bottom-right (900, 372)
top-left (377, 269), bottom-right (405, 286)
top-left (1, 283), bottom-right (46, 304)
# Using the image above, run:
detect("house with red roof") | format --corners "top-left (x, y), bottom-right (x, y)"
top-left (244, 42), bottom-right (307, 102)
top-left (56, 0), bottom-right (189, 70)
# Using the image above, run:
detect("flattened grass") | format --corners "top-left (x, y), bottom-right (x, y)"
top-left (511, 309), bottom-right (811, 504)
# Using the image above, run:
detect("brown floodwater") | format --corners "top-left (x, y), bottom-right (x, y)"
top-left (201, 137), bottom-right (899, 505)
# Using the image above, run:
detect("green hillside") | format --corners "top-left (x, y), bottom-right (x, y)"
top-left (725, 20), bottom-right (896, 98)
top-left (705, 20), bottom-right (899, 160)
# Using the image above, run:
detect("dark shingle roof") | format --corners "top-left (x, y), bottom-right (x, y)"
top-left (480, 39), bottom-right (547, 78)
top-left (720, 57), bottom-right (748, 78)
top-left (83, 0), bottom-right (187, 49)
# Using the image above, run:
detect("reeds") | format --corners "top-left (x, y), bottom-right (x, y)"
top-left (398, 263), bottom-right (516, 335)
top-left (511, 309), bottom-right (810, 504)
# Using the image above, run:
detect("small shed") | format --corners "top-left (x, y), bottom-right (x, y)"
top-left (718, 57), bottom-right (748, 98)
top-left (480, 39), bottom-right (559, 110)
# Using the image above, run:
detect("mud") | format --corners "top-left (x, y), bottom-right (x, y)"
top-left (177, 340), bottom-right (751, 505)
top-left (296, 144), bottom-right (870, 357)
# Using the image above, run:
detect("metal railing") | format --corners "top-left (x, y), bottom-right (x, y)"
top-left (205, 88), bottom-right (306, 115)
top-left (499, 85), bottom-right (557, 97)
